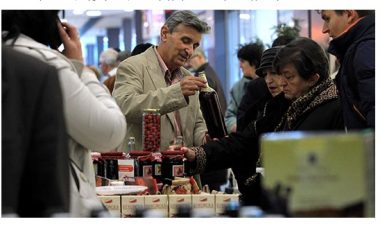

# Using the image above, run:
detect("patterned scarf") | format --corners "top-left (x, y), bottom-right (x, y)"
top-left (275, 78), bottom-right (338, 131)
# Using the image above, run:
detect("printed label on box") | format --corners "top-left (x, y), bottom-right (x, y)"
top-left (121, 195), bottom-right (144, 217)
top-left (98, 195), bottom-right (121, 217)
top-left (215, 194), bottom-right (239, 215)
top-left (192, 194), bottom-right (215, 215)
top-left (168, 194), bottom-right (191, 217)
top-left (144, 195), bottom-right (168, 217)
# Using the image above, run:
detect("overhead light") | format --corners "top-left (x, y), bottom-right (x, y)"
top-left (73, 10), bottom-right (85, 15)
top-left (86, 10), bottom-right (102, 17)
top-left (239, 13), bottom-right (250, 20)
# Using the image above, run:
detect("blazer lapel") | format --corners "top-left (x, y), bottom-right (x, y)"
top-left (145, 47), bottom-right (166, 90)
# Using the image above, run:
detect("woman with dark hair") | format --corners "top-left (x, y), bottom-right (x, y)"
top-left (2, 10), bottom-right (127, 217)
top-left (177, 37), bottom-right (344, 209)
top-left (272, 37), bottom-right (343, 131)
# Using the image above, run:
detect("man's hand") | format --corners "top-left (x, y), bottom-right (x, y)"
top-left (180, 76), bottom-right (206, 97)
top-left (57, 21), bottom-right (83, 62)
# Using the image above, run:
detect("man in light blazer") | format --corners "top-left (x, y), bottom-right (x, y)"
top-left (113, 10), bottom-right (210, 152)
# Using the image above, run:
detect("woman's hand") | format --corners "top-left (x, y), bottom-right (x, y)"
top-left (57, 21), bottom-right (83, 62)
top-left (181, 147), bottom-right (196, 162)
top-left (167, 145), bottom-right (196, 162)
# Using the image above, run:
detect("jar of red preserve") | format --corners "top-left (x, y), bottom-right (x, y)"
top-left (160, 150), bottom-right (185, 179)
top-left (142, 109), bottom-right (161, 152)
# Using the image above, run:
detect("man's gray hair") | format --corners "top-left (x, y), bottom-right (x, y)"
top-left (99, 48), bottom-right (119, 66)
top-left (165, 10), bottom-right (210, 34)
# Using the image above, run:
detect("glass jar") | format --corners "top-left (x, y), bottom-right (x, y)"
top-left (129, 151), bottom-right (152, 177)
top-left (161, 150), bottom-right (185, 179)
top-left (142, 109), bottom-right (161, 152)
top-left (127, 136), bottom-right (136, 153)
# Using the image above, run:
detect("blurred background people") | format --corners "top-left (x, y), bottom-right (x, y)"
top-left (116, 50), bottom-right (131, 63)
top-left (99, 48), bottom-right (119, 93)
top-left (103, 49), bottom-right (131, 94)
top-left (2, 10), bottom-right (127, 217)
top-left (131, 42), bottom-right (153, 56)
top-left (224, 42), bottom-right (264, 133)
top-left (2, 46), bottom-right (70, 217)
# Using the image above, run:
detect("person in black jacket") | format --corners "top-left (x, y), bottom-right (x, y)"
top-left (2, 47), bottom-right (70, 217)
top-left (179, 37), bottom-right (344, 209)
top-left (320, 10), bottom-right (375, 130)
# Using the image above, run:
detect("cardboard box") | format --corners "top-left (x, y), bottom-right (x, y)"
top-left (261, 131), bottom-right (375, 217)
top-left (121, 195), bottom-right (144, 217)
top-left (215, 194), bottom-right (240, 216)
top-left (168, 194), bottom-right (192, 217)
top-left (98, 195), bottom-right (121, 217)
top-left (144, 195), bottom-right (168, 217)
top-left (191, 193), bottom-right (215, 216)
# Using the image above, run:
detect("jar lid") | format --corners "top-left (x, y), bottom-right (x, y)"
top-left (101, 152), bottom-right (125, 157)
top-left (129, 150), bottom-right (152, 157)
top-left (138, 155), bottom-right (154, 162)
top-left (160, 149), bottom-right (185, 156)
top-left (143, 108), bottom-right (160, 113)
top-left (100, 152), bottom-right (126, 160)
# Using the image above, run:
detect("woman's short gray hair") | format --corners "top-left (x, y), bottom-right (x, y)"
top-left (165, 10), bottom-right (210, 34)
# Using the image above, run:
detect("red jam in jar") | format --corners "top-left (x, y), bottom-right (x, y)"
top-left (142, 109), bottom-right (161, 152)
top-left (160, 150), bottom-right (185, 179)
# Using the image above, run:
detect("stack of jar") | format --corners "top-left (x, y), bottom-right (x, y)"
top-left (94, 152), bottom-right (127, 180)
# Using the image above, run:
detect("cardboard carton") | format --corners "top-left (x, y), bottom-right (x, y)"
top-left (192, 193), bottom-right (215, 216)
top-left (168, 194), bottom-right (192, 217)
top-left (144, 195), bottom-right (168, 217)
top-left (261, 131), bottom-right (374, 217)
top-left (215, 193), bottom-right (239, 216)
top-left (121, 195), bottom-right (144, 217)
top-left (98, 195), bottom-right (121, 217)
